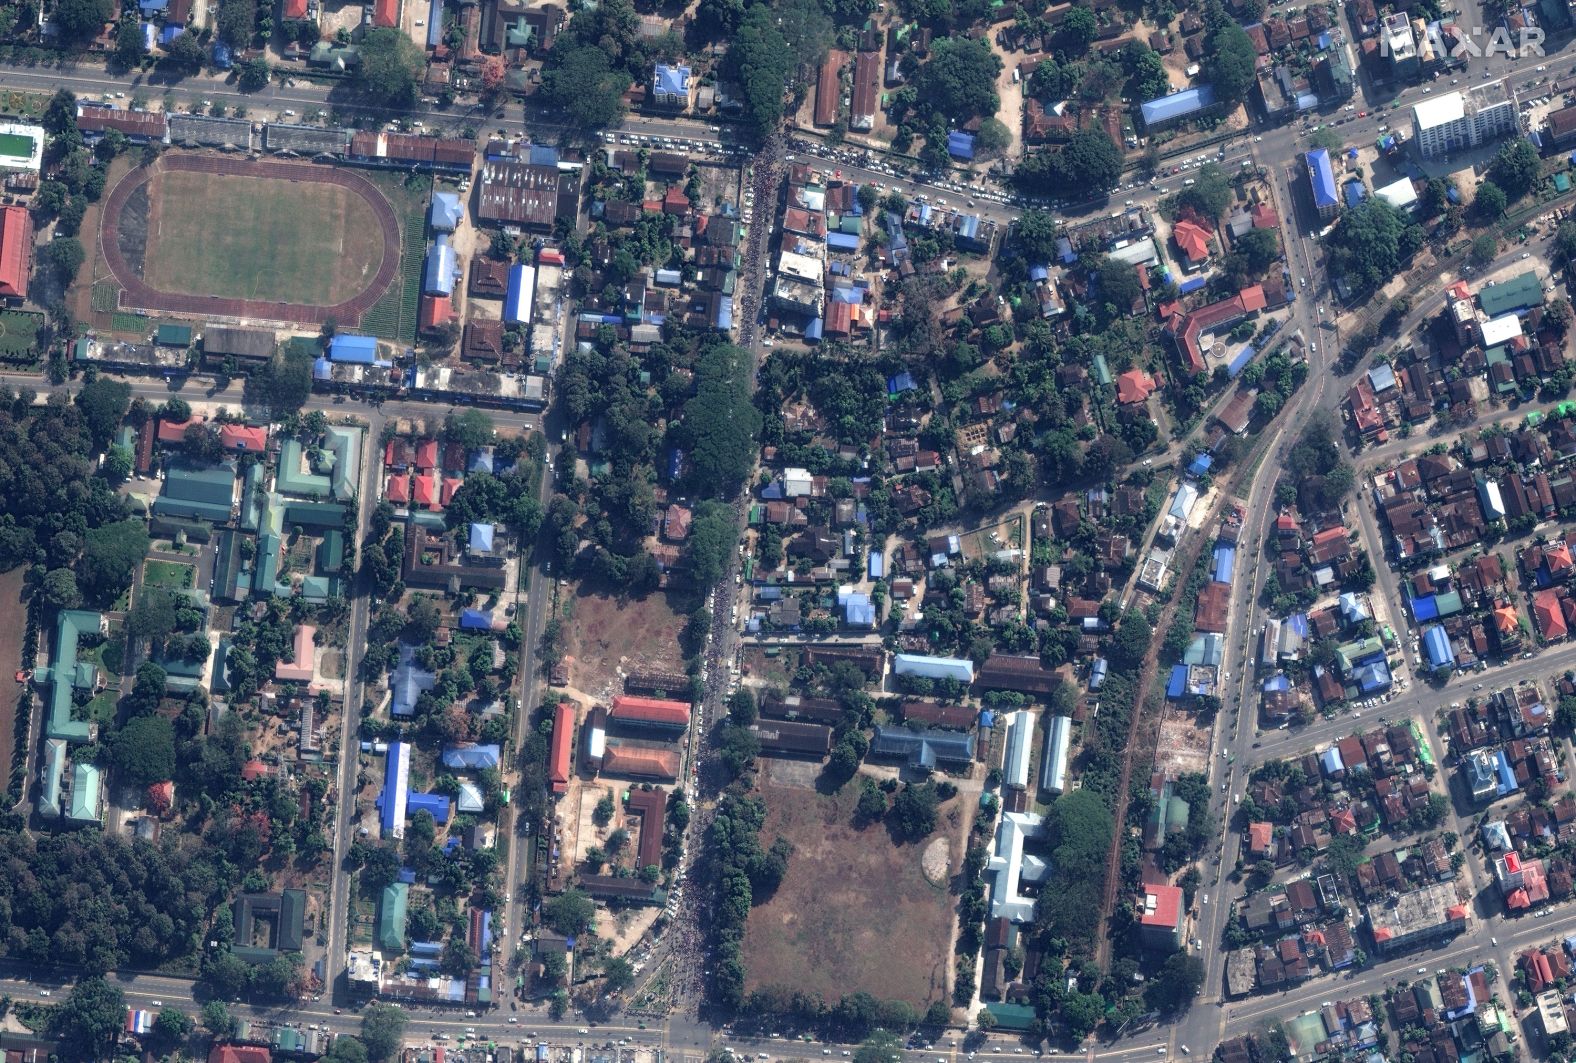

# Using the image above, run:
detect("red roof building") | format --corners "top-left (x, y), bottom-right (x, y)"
top-left (1115, 368), bottom-right (1156, 404)
top-left (210, 1047), bottom-right (271, 1063)
top-left (600, 746), bottom-right (680, 780)
top-left (1534, 589), bottom-right (1568, 641)
top-left (419, 294), bottom-right (455, 334)
top-left (440, 475), bottom-right (463, 506)
top-left (1247, 821), bottom-right (1272, 856)
top-left (414, 439), bottom-right (439, 470)
top-left (157, 415), bottom-right (203, 443)
top-left (0, 206), bottom-right (32, 300)
top-left (609, 695), bottom-right (691, 730)
top-left (549, 701), bottom-right (573, 793)
top-left (218, 424), bottom-right (269, 453)
top-left (1172, 219), bottom-right (1213, 264)
top-left (626, 786), bottom-right (668, 869)
top-left (373, 0), bottom-right (397, 26)
top-left (1138, 883), bottom-right (1183, 949)
top-left (283, 0), bottom-right (306, 16)
top-left (814, 50), bottom-right (847, 127)
top-left (1165, 286), bottom-right (1269, 374)
top-left (412, 472), bottom-right (438, 510)
top-left (386, 474), bottom-right (411, 504)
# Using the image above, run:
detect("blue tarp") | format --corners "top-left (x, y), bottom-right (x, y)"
top-left (1307, 148), bottom-right (1338, 210)
top-left (1166, 664), bottom-right (1187, 699)
top-left (947, 131), bottom-right (976, 159)
top-left (1422, 624), bottom-right (1454, 667)
top-left (1212, 543), bottom-right (1235, 584)
top-left (459, 608), bottom-right (493, 630)
top-left (330, 334), bottom-right (379, 363)
top-left (1188, 453), bottom-right (1214, 478)
top-left (1140, 85), bottom-right (1217, 126)
top-left (827, 231), bottom-right (860, 252)
top-left (1263, 674), bottom-right (1290, 693)
top-left (1178, 276), bottom-right (1208, 294)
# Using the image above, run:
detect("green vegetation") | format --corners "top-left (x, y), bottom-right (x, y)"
top-left (684, 500), bottom-right (739, 588)
top-left (0, 311), bottom-right (41, 358)
top-left (913, 36), bottom-right (1001, 122)
top-left (708, 794), bottom-right (791, 1010)
top-left (1033, 789), bottom-right (1113, 948)
top-left (142, 559), bottom-right (195, 590)
top-left (355, 29), bottom-right (425, 109)
top-left (1015, 128), bottom-right (1123, 198)
top-left (1323, 197), bottom-right (1423, 294)
top-left (360, 1004), bottom-right (408, 1062)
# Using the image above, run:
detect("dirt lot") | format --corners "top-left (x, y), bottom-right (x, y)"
top-left (741, 763), bottom-right (958, 1009)
top-left (563, 588), bottom-right (687, 704)
top-left (0, 568), bottom-right (25, 775)
top-left (1154, 705), bottom-right (1211, 777)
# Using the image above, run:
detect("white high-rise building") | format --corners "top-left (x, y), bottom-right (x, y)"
top-left (1412, 82), bottom-right (1520, 159)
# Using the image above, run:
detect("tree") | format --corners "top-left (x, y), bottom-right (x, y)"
top-left (37, 237), bottom-right (86, 288)
top-left (79, 518), bottom-right (150, 605)
top-left (114, 715), bottom-right (176, 787)
top-left (1017, 128), bottom-right (1122, 197)
top-left (1174, 163), bottom-right (1232, 220)
top-left (543, 888), bottom-right (597, 936)
top-left (114, 16), bottom-right (147, 71)
top-left (678, 344), bottom-right (761, 495)
top-left (1555, 221), bottom-right (1576, 265)
top-left (356, 28), bottom-right (424, 108)
top-left (1145, 952), bottom-right (1204, 1014)
top-left (38, 568), bottom-right (81, 611)
top-left (361, 1004), bottom-right (408, 1062)
top-left (1324, 198), bottom-right (1423, 294)
top-left (52, 976), bottom-right (125, 1060)
top-left (888, 783), bottom-right (940, 841)
top-left (1060, 991), bottom-right (1105, 1040)
top-left (153, 1005), bottom-right (193, 1046)
top-left (853, 1031), bottom-right (903, 1063)
top-left (684, 500), bottom-right (737, 587)
top-left (1489, 138), bottom-right (1540, 201)
top-left (163, 30), bottom-right (207, 71)
top-left (44, 91), bottom-right (78, 136)
top-left (1474, 180), bottom-right (1507, 220)
top-left (915, 36), bottom-right (1002, 121)
top-left (1204, 21), bottom-right (1257, 103)
top-left (53, 0), bottom-right (113, 42)
top-left (445, 408), bottom-right (494, 450)
top-left (724, 5), bottom-right (795, 141)
top-left (237, 56), bottom-right (271, 92)
top-left (1014, 209), bottom-right (1061, 263)
top-left (603, 955), bottom-right (635, 992)
top-left (201, 1001), bottom-right (237, 1038)
top-left (541, 46), bottom-right (632, 130)
top-left (324, 1038), bottom-right (371, 1063)
top-left (245, 346), bottom-right (315, 418)
top-left (1471, 232), bottom-right (1499, 264)
top-left (76, 377), bottom-right (132, 451)
top-left (1058, 6), bottom-right (1096, 51)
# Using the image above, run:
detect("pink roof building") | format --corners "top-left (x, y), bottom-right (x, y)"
top-left (274, 625), bottom-right (316, 683)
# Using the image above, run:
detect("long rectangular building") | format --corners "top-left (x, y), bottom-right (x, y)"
top-left (608, 695), bottom-right (690, 732)
top-left (1002, 711), bottom-right (1035, 790)
top-left (1041, 715), bottom-right (1071, 794)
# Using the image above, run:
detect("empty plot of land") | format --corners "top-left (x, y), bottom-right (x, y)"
top-left (742, 772), bottom-right (955, 1009)
top-left (564, 589), bottom-right (687, 704)
top-left (142, 169), bottom-right (385, 305)
top-left (0, 568), bottom-right (26, 776)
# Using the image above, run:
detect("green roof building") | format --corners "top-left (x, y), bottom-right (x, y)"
top-left (39, 738), bottom-right (66, 817)
top-left (153, 461), bottom-right (237, 523)
top-left (253, 533), bottom-right (282, 597)
top-left (66, 762), bottom-right (102, 824)
top-left (276, 428), bottom-right (361, 501)
top-left (283, 502), bottom-right (347, 530)
top-left (299, 575), bottom-right (331, 601)
top-left (45, 610), bottom-right (100, 743)
top-left (983, 1003), bottom-right (1037, 1031)
top-left (155, 323), bottom-right (194, 347)
top-left (377, 882), bottom-right (409, 952)
top-left (275, 439), bottom-right (331, 498)
top-left (1477, 270), bottom-right (1543, 318)
top-left (317, 529), bottom-right (345, 574)
top-left (240, 464), bottom-right (266, 532)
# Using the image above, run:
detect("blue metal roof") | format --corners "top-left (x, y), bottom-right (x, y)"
top-left (424, 241), bottom-right (457, 296)
top-left (1410, 593), bottom-right (1439, 622)
top-left (1355, 660), bottom-right (1391, 693)
top-left (1029, 264), bottom-right (1050, 282)
top-left (329, 334), bottom-right (379, 363)
top-left (947, 131), bottom-right (976, 159)
top-left (1320, 747), bottom-right (1344, 774)
top-left (406, 792), bottom-right (451, 823)
top-left (426, 0), bottom-right (442, 45)
top-left (1422, 624), bottom-right (1454, 667)
top-left (1227, 344), bottom-right (1256, 377)
top-left (469, 523), bottom-right (494, 552)
top-left (1188, 453), bottom-right (1214, 477)
top-left (1343, 180), bottom-right (1366, 207)
top-left (159, 24), bottom-right (183, 43)
top-left (1140, 85), bottom-right (1216, 126)
top-left (887, 371), bottom-right (916, 394)
top-left (1178, 276), bottom-right (1207, 294)
top-left (429, 192), bottom-right (463, 232)
top-left (442, 744), bottom-right (500, 770)
top-left (715, 296), bottom-right (733, 331)
top-left (528, 144), bottom-right (559, 166)
top-left (868, 551), bottom-right (884, 579)
top-left (827, 231), bottom-right (860, 251)
top-left (1262, 674), bottom-right (1290, 692)
top-left (1307, 149), bottom-right (1338, 209)
top-left (313, 355), bottom-right (332, 381)
top-left (459, 608), bottom-right (493, 630)
top-left (654, 63), bottom-right (690, 98)
top-left (1212, 543), bottom-right (1235, 584)
top-left (1166, 664), bottom-right (1187, 699)
top-left (503, 263), bottom-right (531, 323)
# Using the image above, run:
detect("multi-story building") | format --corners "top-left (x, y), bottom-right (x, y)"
top-left (1412, 83), bottom-right (1519, 159)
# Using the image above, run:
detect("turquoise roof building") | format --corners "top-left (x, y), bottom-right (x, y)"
top-left (153, 461), bottom-right (237, 523)
top-left (45, 610), bottom-right (100, 743)
top-left (66, 762), bottom-right (103, 824)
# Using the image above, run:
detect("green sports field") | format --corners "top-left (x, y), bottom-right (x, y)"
top-left (142, 169), bottom-right (387, 305)
top-left (0, 133), bottom-right (35, 161)
top-left (0, 311), bottom-right (41, 356)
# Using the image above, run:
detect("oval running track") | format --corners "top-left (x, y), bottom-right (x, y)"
top-left (99, 154), bottom-right (402, 328)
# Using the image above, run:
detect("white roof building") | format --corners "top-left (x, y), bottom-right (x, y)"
top-left (988, 811), bottom-right (1048, 922)
top-left (1002, 711), bottom-right (1035, 790)
top-left (1481, 313), bottom-right (1523, 347)
top-left (894, 653), bottom-right (975, 683)
top-left (1374, 176), bottom-right (1419, 211)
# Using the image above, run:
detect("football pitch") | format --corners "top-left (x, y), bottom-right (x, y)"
top-left (141, 168), bottom-right (388, 306)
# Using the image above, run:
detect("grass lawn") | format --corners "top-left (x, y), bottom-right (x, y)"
top-left (0, 311), bottom-right (42, 356)
top-left (143, 559), bottom-right (195, 590)
top-left (143, 169), bottom-right (386, 305)
top-left (741, 775), bottom-right (958, 1009)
